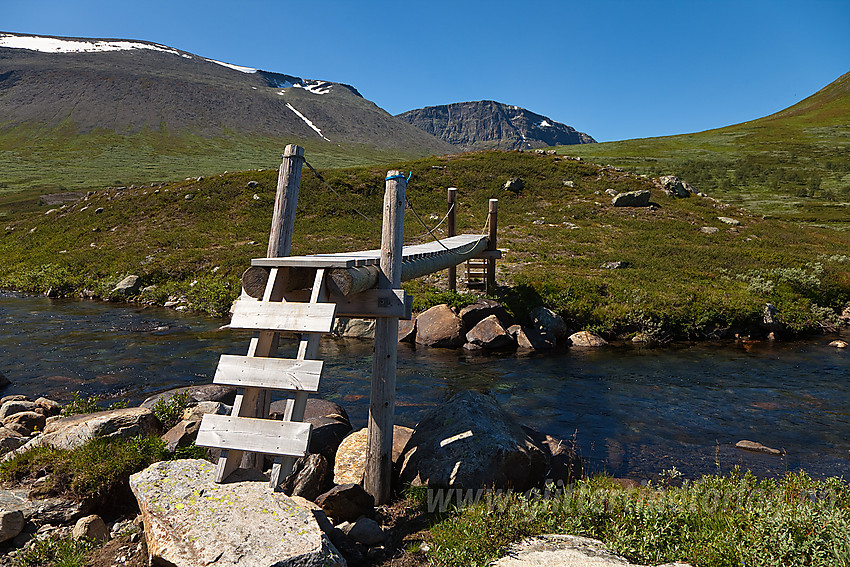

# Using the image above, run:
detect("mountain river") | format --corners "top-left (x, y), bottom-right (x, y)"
top-left (1, 292), bottom-right (848, 481)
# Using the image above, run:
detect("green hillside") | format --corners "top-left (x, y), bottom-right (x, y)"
top-left (560, 71), bottom-right (850, 223)
top-left (2, 151), bottom-right (849, 341)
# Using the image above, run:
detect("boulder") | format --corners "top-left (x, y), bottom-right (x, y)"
top-left (398, 318), bottom-right (416, 343)
top-left (112, 275), bottom-right (142, 296)
top-left (504, 178), bottom-right (524, 193)
top-left (181, 401), bottom-right (230, 421)
top-left (569, 331), bottom-right (608, 347)
top-left (346, 517), bottom-right (386, 546)
top-left (829, 340), bottom-right (848, 349)
top-left (333, 426), bottom-right (413, 486)
top-left (161, 418), bottom-right (201, 452)
top-left (6, 407), bottom-right (160, 457)
top-left (658, 175), bottom-right (692, 198)
top-left (0, 400), bottom-right (38, 420)
top-left (333, 318), bottom-right (376, 339)
top-left (315, 484), bottom-right (374, 523)
top-left (717, 216), bottom-right (740, 226)
top-left (306, 416), bottom-right (353, 462)
top-left (0, 395), bottom-right (27, 405)
top-left (0, 509), bottom-right (24, 543)
top-left (398, 391), bottom-right (548, 491)
top-left (0, 428), bottom-right (26, 456)
top-left (612, 190), bottom-right (651, 207)
top-left (735, 440), bottom-right (782, 456)
top-left (130, 459), bottom-right (345, 567)
top-left (72, 514), bottom-right (109, 543)
top-left (281, 453), bottom-right (332, 501)
top-left (2, 411), bottom-right (46, 436)
top-left (35, 397), bottom-right (62, 417)
top-left (141, 384), bottom-right (236, 409)
top-left (466, 315), bottom-right (515, 350)
top-left (459, 299), bottom-right (513, 329)
top-left (508, 325), bottom-right (555, 351)
top-left (269, 398), bottom-right (350, 424)
top-left (529, 306), bottom-right (568, 340)
top-left (415, 304), bottom-right (465, 348)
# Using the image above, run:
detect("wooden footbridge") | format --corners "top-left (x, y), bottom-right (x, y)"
top-left (197, 145), bottom-right (500, 504)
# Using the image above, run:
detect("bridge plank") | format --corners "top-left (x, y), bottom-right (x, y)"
top-left (229, 300), bottom-right (336, 333)
top-left (198, 414), bottom-right (311, 457)
top-left (213, 355), bottom-right (323, 392)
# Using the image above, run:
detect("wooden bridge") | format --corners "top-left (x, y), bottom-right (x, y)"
top-left (197, 145), bottom-right (500, 504)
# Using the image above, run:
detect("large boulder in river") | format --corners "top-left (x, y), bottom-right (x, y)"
top-left (466, 315), bottom-right (515, 350)
top-left (459, 299), bottom-right (513, 329)
top-left (415, 304), bottom-right (465, 348)
top-left (398, 391), bottom-right (548, 491)
top-left (568, 331), bottom-right (608, 347)
top-left (131, 459), bottom-right (345, 567)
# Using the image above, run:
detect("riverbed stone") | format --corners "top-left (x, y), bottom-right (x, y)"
top-left (529, 306), bottom-right (568, 340)
top-left (333, 426), bottom-right (413, 486)
top-left (829, 340), bottom-right (848, 349)
top-left (333, 318), bottom-right (376, 339)
top-left (112, 275), bottom-right (142, 296)
top-left (161, 418), bottom-right (201, 452)
top-left (415, 304), bottom-right (465, 348)
top-left (569, 331), bottom-right (608, 347)
top-left (140, 384), bottom-right (237, 409)
top-left (2, 411), bottom-right (46, 436)
top-left (130, 459), bottom-right (345, 567)
top-left (6, 407), bottom-right (160, 458)
top-left (466, 315), bottom-right (515, 350)
top-left (459, 299), bottom-right (513, 329)
top-left (0, 428), bottom-right (26, 455)
top-left (612, 190), bottom-right (651, 207)
top-left (398, 390), bottom-right (548, 491)
top-left (736, 440), bottom-right (782, 456)
top-left (0, 400), bottom-right (38, 420)
top-left (509, 325), bottom-right (555, 351)
top-left (398, 318), bottom-right (416, 343)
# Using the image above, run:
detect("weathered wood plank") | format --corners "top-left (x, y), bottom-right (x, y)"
top-left (198, 414), bottom-right (311, 457)
top-left (230, 300), bottom-right (336, 333)
top-left (213, 355), bottom-right (323, 392)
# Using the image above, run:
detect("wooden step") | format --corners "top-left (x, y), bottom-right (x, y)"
top-left (213, 355), bottom-right (323, 392)
top-left (197, 414), bottom-right (311, 457)
top-left (230, 300), bottom-right (336, 333)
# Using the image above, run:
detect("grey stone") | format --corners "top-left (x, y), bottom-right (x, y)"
top-left (0, 428), bottom-right (26, 456)
top-left (398, 318), bottom-right (416, 343)
top-left (529, 306), bottom-right (568, 339)
top-left (347, 517), bottom-right (386, 546)
top-left (140, 384), bottom-right (237, 409)
top-left (130, 459), bottom-right (345, 567)
top-left (458, 299), bottom-right (513, 329)
top-left (504, 177), bottom-right (524, 193)
top-left (415, 304), bottom-right (465, 348)
top-left (466, 315), bottom-right (515, 350)
top-left (612, 190), bottom-right (651, 207)
top-left (315, 484), bottom-right (374, 523)
top-left (700, 226), bottom-right (719, 234)
top-left (333, 318), bottom-right (376, 339)
top-left (736, 440), bottom-right (782, 456)
top-left (72, 514), bottom-right (109, 542)
top-left (492, 534), bottom-right (693, 566)
top-left (2, 411), bottom-right (45, 436)
top-left (282, 453), bottom-right (332, 501)
top-left (398, 391), bottom-right (548, 491)
top-left (0, 510), bottom-right (24, 543)
top-left (0, 400), bottom-right (38, 420)
top-left (161, 418), bottom-right (201, 452)
top-left (717, 216), bottom-right (740, 226)
top-left (658, 175), bottom-right (692, 198)
top-left (569, 331), bottom-right (608, 347)
top-left (112, 275), bottom-right (141, 296)
top-left (508, 325), bottom-right (555, 351)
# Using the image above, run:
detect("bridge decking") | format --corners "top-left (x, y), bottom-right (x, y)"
top-left (251, 234), bottom-right (489, 269)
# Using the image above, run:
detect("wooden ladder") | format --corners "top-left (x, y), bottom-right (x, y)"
top-left (196, 266), bottom-right (335, 490)
top-left (465, 258), bottom-right (487, 288)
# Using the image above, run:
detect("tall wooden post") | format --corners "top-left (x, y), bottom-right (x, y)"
top-left (447, 187), bottom-right (457, 291)
top-left (486, 198), bottom-right (498, 294)
top-left (220, 144), bottom-right (305, 479)
top-left (364, 170), bottom-right (405, 504)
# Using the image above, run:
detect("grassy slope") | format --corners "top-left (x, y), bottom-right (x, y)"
top-left (560, 71), bottom-right (850, 223)
top-left (2, 150), bottom-right (848, 339)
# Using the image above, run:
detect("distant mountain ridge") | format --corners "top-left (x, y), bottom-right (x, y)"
top-left (397, 100), bottom-right (596, 151)
top-left (0, 31), bottom-right (455, 192)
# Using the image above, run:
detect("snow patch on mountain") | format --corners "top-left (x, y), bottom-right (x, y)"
top-left (285, 103), bottom-right (330, 141)
top-left (0, 33), bottom-right (188, 57)
top-left (203, 58), bottom-right (257, 73)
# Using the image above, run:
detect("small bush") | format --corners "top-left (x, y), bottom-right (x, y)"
top-left (13, 534), bottom-right (94, 567)
top-left (151, 391), bottom-right (190, 431)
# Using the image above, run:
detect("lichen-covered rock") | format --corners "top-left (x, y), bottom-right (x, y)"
top-left (130, 459), bottom-right (345, 567)
top-left (398, 391), bottom-right (548, 491)
top-left (333, 426), bottom-right (412, 486)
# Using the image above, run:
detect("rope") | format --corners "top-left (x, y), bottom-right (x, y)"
top-left (410, 202), bottom-right (454, 239)
top-left (405, 197), bottom-right (468, 256)
top-left (304, 160), bottom-right (378, 227)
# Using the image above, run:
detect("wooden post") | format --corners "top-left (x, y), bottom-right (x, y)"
top-left (364, 170), bottom-right (405, 505)
top-left (447, 187), bottom-right (457, 291)
top-left (486, 199), bottom-right (498, 294)
top-left (219, 144), bottom-right (304, 479)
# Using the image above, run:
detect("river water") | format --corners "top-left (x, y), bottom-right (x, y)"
top-left (1, 292), bottom-right (848, 481)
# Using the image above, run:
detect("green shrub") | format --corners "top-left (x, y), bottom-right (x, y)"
top-left (151, 391), bottom-right (190, 431)
top-left (13, 534), bottom-right (94, 567)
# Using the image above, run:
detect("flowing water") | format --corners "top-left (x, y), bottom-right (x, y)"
top-left (1, 292), bottom-right (849, 481)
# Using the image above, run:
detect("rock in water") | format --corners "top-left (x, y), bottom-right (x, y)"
top-left (398, 391), bottom-right (548, 491)
top-left (568, 331), bottom-right (608, 347)
top-left (130, 459), bottom-right (345, 567)
top-left (415, 304), bottom-right (465, 348)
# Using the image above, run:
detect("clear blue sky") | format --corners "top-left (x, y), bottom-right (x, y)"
top-left (3, 0), bottom-right (848, 142)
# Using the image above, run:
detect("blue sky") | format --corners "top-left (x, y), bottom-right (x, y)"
top-left (2, 0), bottom-right (848, 142)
